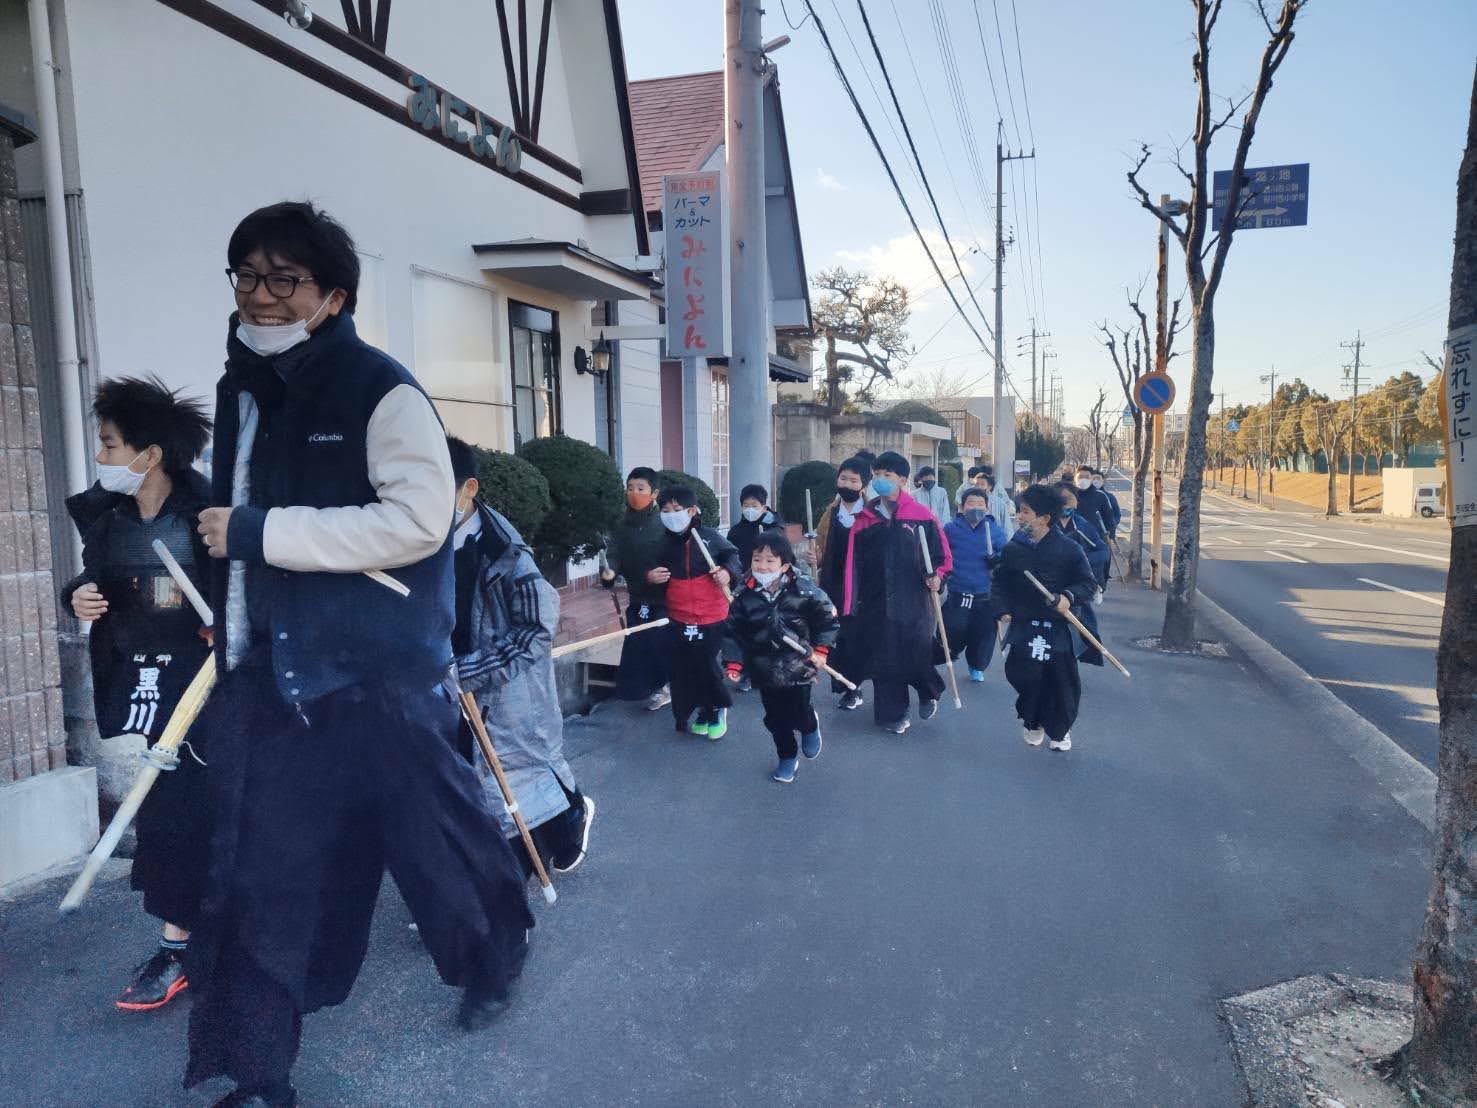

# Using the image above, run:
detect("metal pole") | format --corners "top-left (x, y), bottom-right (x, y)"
top-left (1150, 194), bottom-right (1169, 589)
top-left (993, 123), bottom-right (1006, 478)
top-left (724, 0), bottom-right (771, 510)
top-left (1345, 331), bottom-right (1362, 513)
top-left (28, 0), bottom-right (88, 535)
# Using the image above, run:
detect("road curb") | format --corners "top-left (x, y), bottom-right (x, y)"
top-left (1194, 589), bottom-right (1437, 834)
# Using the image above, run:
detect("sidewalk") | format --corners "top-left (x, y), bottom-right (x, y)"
top-left (0, 585), bottom-right (1431, 1106)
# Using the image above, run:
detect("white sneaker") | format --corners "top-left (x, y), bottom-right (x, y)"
top-left (1049, 733), bottom-right (1072, 752)
top-left (645, 687), bottom-right (671, 711)
top-left (1092, 589), bottom-right (1104, 607)
top-left (1024, 728), bottom-right (1045, 747)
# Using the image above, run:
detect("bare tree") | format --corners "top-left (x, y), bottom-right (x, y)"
top-left (812, 267), bottom-right (914, 412)
top-left (1101, 282), bottom-right (1184, 578)
top-left (1085, 387), bottom-right (1114, 470)
top-left (1064, 425), bottom-right (1096, 467)
top-left (1127, 0), bottom-right (1306, 650)
top-left (1378, 61), bottom-right (1477, 1106)
top-left (1298, 396), bottom-right (1351, 517)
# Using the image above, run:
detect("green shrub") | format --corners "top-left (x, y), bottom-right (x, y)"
top-left (779, 460), bottom-right (837, 532)
top-left (880, 400), bottom-right (952, 427)
top-left (654, 468), bottom-right (720, 528)
top-left (518, 434), bottom-right (624, 563)
top-left (474, 448), bottom-right (551, 543)
top-left (937, 460), bottom-right (963, 501)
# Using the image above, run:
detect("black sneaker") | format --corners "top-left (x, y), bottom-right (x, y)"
top-left (919, 698), bottom-right (939, 721)
top-left (551, 795), bottom-right (596, 874)
top-left (212, 1085), bottom-right (298, 1107)
top-left (115, 945), bottom-right (188, 1012)
top-left (457, 931), bottom-right (529, 1031)
top-left (839, 691), bottom-right (864, 711)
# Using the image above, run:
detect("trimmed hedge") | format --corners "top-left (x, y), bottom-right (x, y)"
top-left (474, 448), bottom-right (551, 542)
top-left (779, 460), bottom-right (837, 532)
top-left (654, 468), bottom-right (720, 528)
top-left (518, 434), bottom-right (625, 564)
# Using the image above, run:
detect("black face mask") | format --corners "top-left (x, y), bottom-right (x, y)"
top-left (836, 486), bottom-right (862, 503)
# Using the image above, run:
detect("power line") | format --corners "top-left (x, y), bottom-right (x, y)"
top-left (801, 0), bottom-right (995, 350)
top-left (989, 0), bottom-right (1025, 148)
top-left (827, 1), bottom-right (926, 199)
top-left (929, 0), bottom-right (998, 238)
top-left (853, 0), bottom-right (996, 342)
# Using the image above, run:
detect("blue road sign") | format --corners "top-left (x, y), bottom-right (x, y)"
top-left (1134, 372), bottom-right (1176, 414)
top-left (1227, 418), bottom-right (1241, 432)
top-left (1213, 163), bottom-right (1309, 231)
top-left (1122, 404), bottom-right (1134, 426)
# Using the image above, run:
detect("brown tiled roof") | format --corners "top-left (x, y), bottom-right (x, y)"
top-left (628, 71), bottom-right (725, 216)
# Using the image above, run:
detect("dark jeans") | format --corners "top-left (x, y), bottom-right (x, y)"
top-left (942, 590), bottom-right (998, 673)
top-left (515, 779), bottom-right (585, 880)
top-left (667, 619), bottom-right (732, 729)
top-left (873, 666), bottom-right (946, 726)
top-left (759, 685), bottom-right (818, 759)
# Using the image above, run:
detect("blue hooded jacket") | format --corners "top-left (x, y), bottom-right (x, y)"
top-left (943, 510), bottom-right (1008, 596)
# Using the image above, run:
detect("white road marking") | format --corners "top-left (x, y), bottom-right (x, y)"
top-left (1266, 550), bottom-right (1309, 563)
top-left (1213, 520), bottom-right (1449, 565)
top-left (1356, 577), bottom-right (1445, 608)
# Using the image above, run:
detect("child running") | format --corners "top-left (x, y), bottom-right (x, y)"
top-left (445, 437), bottom-right (596, 879)
top-left (602, 466), bottom-right (672, 710)
top-left (61, 375), bottom-right (212, 1012)
top-left (650, 485), bottom-right (743, 738)
top-left (991, 484), bottom-right (1100, 752)
top-left (810, 456), bottom-right (871, 711)
top-left (942, 486), bottom-right (1008, 682)
top-left (844, 451), bottom-right (952, 734)
top-left (725, 531), bottom-right (839, 783)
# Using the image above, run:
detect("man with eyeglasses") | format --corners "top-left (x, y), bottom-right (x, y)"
top-left (185, 202), bottom-right (534, 1107)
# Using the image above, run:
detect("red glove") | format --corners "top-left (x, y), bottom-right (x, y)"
top-left (725, 662), bottom-right (744, 682)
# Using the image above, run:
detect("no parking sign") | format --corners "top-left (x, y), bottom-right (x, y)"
top-left (1134, 371), bottom-right (1176, 414)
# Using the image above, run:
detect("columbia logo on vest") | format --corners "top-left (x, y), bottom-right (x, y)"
top-left (308, 433), bottom-right (345, 443)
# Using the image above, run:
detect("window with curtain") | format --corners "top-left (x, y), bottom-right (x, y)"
top-left (509, 301), bottom-right (560, 447)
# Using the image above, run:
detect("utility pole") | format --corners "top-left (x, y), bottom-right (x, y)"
top-left (724, 0), bottom-right (771, 515)
top-left (1341, 331), bottom-right (1364, 513)
top-left (1017, 321), bottom-right (1049, 424)
top-left (1217, 391), bottom-right (1226, 489)
top-left (995, 121), bottom-right (1034, 486)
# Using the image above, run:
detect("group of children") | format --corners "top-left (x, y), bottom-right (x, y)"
top-left (600, 452), bottom-right (1123, 781)
top-left (66, 379), bottom-right (591, 1030)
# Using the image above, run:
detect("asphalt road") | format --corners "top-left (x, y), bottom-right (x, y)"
top-left (1107, 469), bottom-right (1447, 769)
top-left (0, 590), bottom-right (1430, 1106)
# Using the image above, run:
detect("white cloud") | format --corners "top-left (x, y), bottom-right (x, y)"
top-left (815, 168), bottom-right (846, 191)
top-left (832, 230), bottom-right (981, 311)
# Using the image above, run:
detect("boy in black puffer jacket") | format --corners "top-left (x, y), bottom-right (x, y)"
top-left (725, 531), bottom-right (840, 784)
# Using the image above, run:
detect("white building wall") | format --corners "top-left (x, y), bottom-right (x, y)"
top-left (617, 299), bottom-right (663, 473)
top-left (59, 0), bottom-right (640, 449)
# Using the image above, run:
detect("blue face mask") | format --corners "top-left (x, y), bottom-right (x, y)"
top-left (1062, 507), bottom-right (1075, 518)
top-left (871, 477), bottom-right (897, 498)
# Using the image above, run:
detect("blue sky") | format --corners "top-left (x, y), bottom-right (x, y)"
top-left (618, 0), bottom-right (1476, 424)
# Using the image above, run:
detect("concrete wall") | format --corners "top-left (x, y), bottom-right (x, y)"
top-left (830, 414), bottom-right (908, 466)
top-left (774, 402), bottom-right (830, 466)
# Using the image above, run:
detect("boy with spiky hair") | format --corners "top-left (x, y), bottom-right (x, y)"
top-left (650, 484), bottom-right (743, 738)
top-left (61, 374), bottom-right (213, 1013)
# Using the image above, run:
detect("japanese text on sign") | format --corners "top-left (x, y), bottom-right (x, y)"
top-left (1212, 162), bottom-right (1310, 231)
top-left (663, 171), bottom-right (728, 358)
top-left (1444, 323), bottom-right (1476, 526)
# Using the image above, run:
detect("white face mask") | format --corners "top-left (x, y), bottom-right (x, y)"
top-left (741, 506), bottom-right (765, 523)
top-left (97, 452), bottom-right (152, 496)
top-left (752, 568), bottom-right (784, 588)
top-left (236, 294), bottom-right (333, 357)
top-left (661, 509), bottom-right (693, 534)
top-left (1092, 478), bottom-right (1104, 489)
top-left (1075, 477), bottom-right (1093, 491)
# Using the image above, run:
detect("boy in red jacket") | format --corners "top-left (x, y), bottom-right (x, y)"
top-left (648, 485), bottom-right (744, 739)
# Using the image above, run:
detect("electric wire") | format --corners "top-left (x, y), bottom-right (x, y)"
top-left (853, 0), bottom-right (995, 343)
top-left (800, 0), bottom-right (995, 350)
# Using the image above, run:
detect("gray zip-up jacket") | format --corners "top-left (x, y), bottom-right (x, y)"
top-left (454, 503), bottom-right (573, 836)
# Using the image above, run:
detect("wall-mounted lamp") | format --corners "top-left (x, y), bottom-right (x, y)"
top-left (575, 333), bottom-right (613, 378)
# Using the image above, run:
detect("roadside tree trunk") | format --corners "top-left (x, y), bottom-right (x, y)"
top-left (1128, 0), bottom-right (1304, 651)
top-left (1390, 61), bottom-right (1477, 1107)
